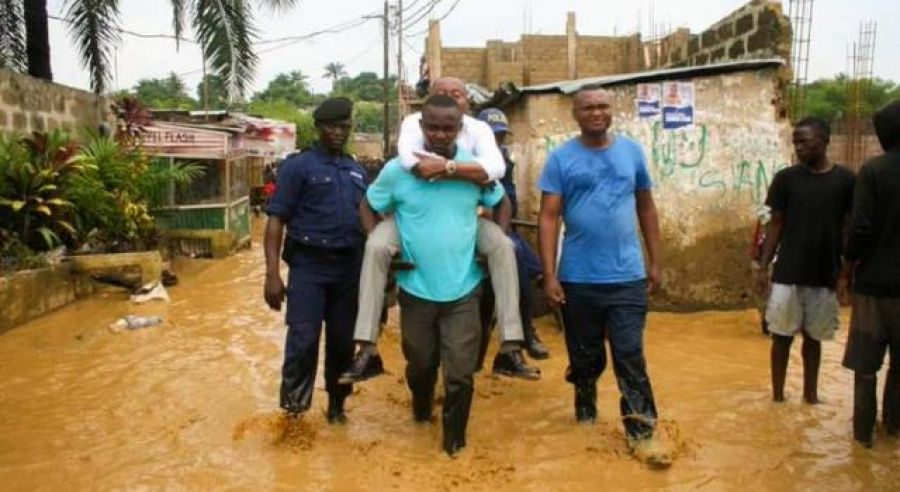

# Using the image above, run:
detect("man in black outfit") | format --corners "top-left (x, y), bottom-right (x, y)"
top-left (840, 100), bottom-right (900, 448)
top-left (755, 117), bottom-right (855, 404)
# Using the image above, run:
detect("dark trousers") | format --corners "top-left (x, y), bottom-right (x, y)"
top-left (561, 280), bottom-right (658, 439)
top-left (280, 252), bottom-right (360, 413)
top-left (399, 287), bottom-right (482, 447)
top-left (476, 231), bottom-right (542, 367)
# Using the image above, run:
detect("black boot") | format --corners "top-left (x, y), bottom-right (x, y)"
top-left (853, 374), bottom-right (877, 448)
top-left (883, 366), bottom-right (900, 436)
top-left (574, 379), bottom-right (598, 423)
top-left (442, 388), bottom-right (473, 456)
top-left (412, 389), bottom-right (434, 423)
top-left (326, 392), bottom-right (348, 424)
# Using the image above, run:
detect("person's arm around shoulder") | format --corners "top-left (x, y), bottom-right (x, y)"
top-left (397, 113), bottom-right (426, 170)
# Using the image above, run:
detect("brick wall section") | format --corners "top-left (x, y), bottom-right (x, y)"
top-left (440, 48), bottom-right (487, 87)
top-left (427, 1), bottom-right (792, 90)
top-left (577, 35), bottom-right (644, 78)
top-left (521, 35), bottom-right (569, 85)
top-left (0, 69), bottom-right (112, 135)
top-left (659, 0), bottom-right (791, 69)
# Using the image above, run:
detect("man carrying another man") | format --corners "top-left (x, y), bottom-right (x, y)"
top-left (361, 95), bottom-right (512, 456)
top-left (340, 76), bottom-right (539, 384)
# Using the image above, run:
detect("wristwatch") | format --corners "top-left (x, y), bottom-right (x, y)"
top-left (445, 159), bottom-right (458, 175)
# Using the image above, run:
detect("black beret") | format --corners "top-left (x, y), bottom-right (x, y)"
top-left (313, 97), bottom-right (353, 122)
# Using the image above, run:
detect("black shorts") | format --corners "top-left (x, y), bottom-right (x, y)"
top-left (842, 294), bottom-right (900, 374)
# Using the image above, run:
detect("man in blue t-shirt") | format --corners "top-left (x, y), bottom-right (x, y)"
top-left (538, 85), bottom-right (668, 467)
top-left (362, 95), bottom-right (511, 456)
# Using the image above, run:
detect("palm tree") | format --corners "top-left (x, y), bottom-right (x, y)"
top-left (5, 0), bottom-right (298, 100)
top-left (323, 62), bottom-right (346, 92)
top-left (0, 0), bottom-right (30, 74)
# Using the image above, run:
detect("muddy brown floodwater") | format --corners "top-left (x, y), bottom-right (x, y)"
top-left (1, 231), bottom-right (899, 491)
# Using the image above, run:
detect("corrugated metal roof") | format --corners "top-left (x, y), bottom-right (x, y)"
top-left (472, 58), bottom-right (785, 110)
top-left (521, 58), bottom-right (785, 94)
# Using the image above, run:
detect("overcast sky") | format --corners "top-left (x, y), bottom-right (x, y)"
top-left (45, 0), bottom-right (899, 98)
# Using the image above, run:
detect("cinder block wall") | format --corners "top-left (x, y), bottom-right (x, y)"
top-left (0, 69), bottom-right (112, 135)
top-left (429, 0), bottom-right (792, 89)
top-left (660, 0), bottom-right (791, 68)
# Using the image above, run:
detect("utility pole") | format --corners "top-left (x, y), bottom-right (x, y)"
top-left (382, 0), bottom-right (390, 159)
top-left (397, 0), bottom-right (404, 128)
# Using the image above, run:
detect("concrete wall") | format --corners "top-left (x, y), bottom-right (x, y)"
top-left (504, 68), bottom-right (792, 310)
top-left (661, 0), bottom-right (791, 68)
top-left (426, 1), bottom-right (792, 89)
top-left (0, 264), bottom-right (95, 333)
top-left (0, 69), bottom-right (112, 135)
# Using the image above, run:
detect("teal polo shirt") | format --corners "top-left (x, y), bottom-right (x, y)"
top-left (367, 150), bottom-right (505, 302)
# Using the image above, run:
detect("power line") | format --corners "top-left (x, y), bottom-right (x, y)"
top-left (48, 11), bottom-right (379, 46)
top-left (405, 0), bottom-right (459, 37)
top-left (403, 0), bottom-right (441, 32)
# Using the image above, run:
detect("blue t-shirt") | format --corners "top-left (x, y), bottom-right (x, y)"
top-left (367, 150), bottom-right (505, 302)
top-left (538, 135), bottom-right (652, 284)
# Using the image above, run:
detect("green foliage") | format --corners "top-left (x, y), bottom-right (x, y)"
top-left (798, 75), bottom-right (900, 124)
top-left (251, 70), bottom-right (321, 108)
top-left (353, 101), bottom-right (384, 134)
top-left (323, 62), bottom-right (347, 91)
top-left (196, 73), bottom-right (230, 109)
top-left (66, 135), bottom-right (205, 251)
top-left (247, 99), bottom-right (317, 150)
top-left (130, 73), bottom-right (198, 110)
top-left (333, 71), bottom-right (397, 102)
top-left (0, 130), bottom-right (82, 252)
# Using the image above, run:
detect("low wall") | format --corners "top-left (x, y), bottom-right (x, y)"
top-left (0, 264), bottom-right (94, 333)
top-left (0, 69), bottom-right (113, 135)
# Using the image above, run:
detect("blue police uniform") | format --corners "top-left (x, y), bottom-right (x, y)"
top-left (266, 145), bottom-right (368, 414)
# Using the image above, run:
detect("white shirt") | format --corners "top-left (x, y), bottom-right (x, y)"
top-left (396, 113), bottom-right (506, 181)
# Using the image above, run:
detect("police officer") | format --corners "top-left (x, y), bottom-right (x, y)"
top-left (263, 97), bottom-right (368, 423)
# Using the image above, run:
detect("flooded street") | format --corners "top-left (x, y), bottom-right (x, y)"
top-left (1, 231), bottom-right (898, 491)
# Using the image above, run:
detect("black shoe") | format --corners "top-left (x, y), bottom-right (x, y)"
top-left (338, 351), bottom-right (385, 385)
top-left (412, 391), bottom-right (434, 423)
top-left (575, 381), bottom-right (597, 423)
top-left (492, 350), bottom-right (541, 380)
top-left (525, 334), bottom-right (550, 360)
top-left (326, 394), bottom-right (347, 425)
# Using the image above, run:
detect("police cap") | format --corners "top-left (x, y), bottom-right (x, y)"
top-left (313, 97), bottom-right (353, 122)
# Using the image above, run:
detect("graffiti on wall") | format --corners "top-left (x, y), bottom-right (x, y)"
top-left (531, 121), bottom-right (789, 205)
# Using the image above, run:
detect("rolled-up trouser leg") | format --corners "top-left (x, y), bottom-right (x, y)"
top-left (476, 219), bottom-right (523, 343)
top-left (354, 218), bottom-right (400, 343)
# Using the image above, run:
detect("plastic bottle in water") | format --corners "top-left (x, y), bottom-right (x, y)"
top-left (109, 315), bottom-right (163, 332)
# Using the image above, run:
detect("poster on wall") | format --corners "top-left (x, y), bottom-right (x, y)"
top-left (661, 81), bottom-right (695, 129)
top-left (636, 83), bottom-right (661, 119)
